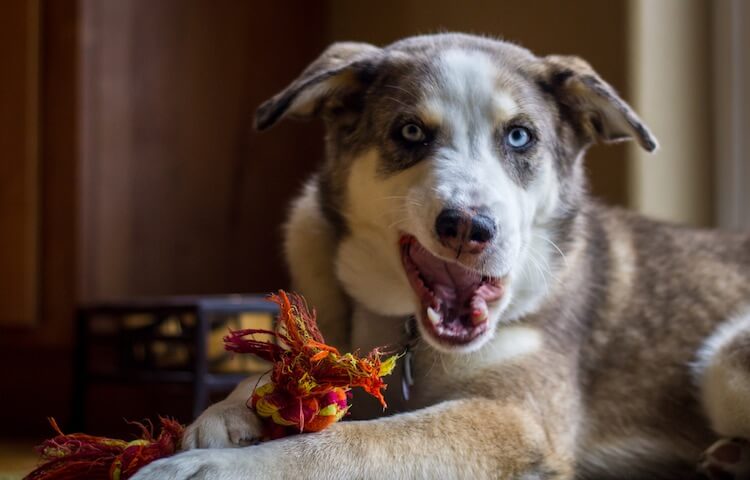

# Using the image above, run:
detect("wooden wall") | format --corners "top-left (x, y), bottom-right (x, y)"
top-left (0, 0), bottom-right (81, 436)
top-left (0, 1), bottom-right (40, 328)
top-left (80, 1), bottom-right (325, 301)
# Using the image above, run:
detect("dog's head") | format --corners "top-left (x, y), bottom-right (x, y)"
top-left (257, 34), bottom-right (657, 353)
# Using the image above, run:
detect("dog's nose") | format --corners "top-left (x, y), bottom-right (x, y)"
top-left (435, 208), bottom-right (496, 254)
top-left (469, 214), bottom-right (496, 244)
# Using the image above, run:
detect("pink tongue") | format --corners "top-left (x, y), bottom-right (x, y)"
top-left (409, 242), bottom-right (484, 321)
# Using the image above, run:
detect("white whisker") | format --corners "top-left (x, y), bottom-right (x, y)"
top-left (533, 233), bottom-right (568, 267)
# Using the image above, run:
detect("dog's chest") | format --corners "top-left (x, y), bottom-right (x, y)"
top-left (351, 307), bottom-right (546, 411)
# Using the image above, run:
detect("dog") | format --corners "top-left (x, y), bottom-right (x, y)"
top-left (133, 33), bottom-right (750, 479)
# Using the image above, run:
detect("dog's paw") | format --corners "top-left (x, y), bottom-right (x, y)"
top-left (182, 399), bottom-right (263, 449)
top-left (698, 437), bottom-right (750, 480)
top-left (131, 448), bottom-right (247, 480)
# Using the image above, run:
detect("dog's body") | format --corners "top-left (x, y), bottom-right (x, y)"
top-left (134, 34), bottom-right (750, 479)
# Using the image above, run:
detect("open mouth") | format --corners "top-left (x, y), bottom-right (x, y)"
top-left (400, 235), bottom-right (504, 346)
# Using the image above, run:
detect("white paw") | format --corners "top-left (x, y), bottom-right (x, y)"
top-left (131, 448), bottom-right (247, 480)
top-left (182, 399), bottom-right (263, 449)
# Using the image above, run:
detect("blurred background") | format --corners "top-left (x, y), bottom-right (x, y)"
top-left (1, 0), bottom-right (748, 475)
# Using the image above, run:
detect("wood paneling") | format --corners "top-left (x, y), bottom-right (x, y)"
top-left (80, 0), bottom-right (326, 301)
top-left (0, 0), bottom-right (40, 327)
top-left (38, 0), bottom-right (80, 347)
top-left (0, 0), bottom-right (80, 345)
top-left (0, 0), bottom-right (80, 436)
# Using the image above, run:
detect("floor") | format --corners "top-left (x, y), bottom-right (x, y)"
top-left (0, 440), bottom-right (38, 480)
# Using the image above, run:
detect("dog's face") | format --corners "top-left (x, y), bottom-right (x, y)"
top-left (257, 34), bottom-right (656, 353)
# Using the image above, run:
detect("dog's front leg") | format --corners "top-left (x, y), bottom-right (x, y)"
top-left (133, 397), bottom-right (573, 480)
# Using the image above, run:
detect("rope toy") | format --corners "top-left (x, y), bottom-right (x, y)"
top-left (24, 418), bottom-right (183, 480)
top-left (24, 291), bottom-right (397, 479)
top-left (224, 290), bottom-right (398, 439)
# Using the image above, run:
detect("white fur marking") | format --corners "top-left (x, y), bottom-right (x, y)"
top-left (694, 308), bottom-right (750, 437)
top-left (494, 92), bottom-right (519, 122)
top-left (483, 325), bottom-right (542, 363)
top-left (693, 308), bottom-right (750, 376)
top-left (426, 326), bottom-right (543, 382)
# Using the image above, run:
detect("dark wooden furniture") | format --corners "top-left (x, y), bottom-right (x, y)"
top-left (71, 295), bottom-right (278, 430)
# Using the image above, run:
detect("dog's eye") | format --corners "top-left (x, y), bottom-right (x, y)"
top-left (505, 127), bottom-right (532, 150)
top-left (401, 123), bottom-right (426, 143)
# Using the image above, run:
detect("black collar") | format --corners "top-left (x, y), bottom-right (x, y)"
top-left (401, 316), bottom-right (418, 401)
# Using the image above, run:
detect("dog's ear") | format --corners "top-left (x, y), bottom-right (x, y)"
top-left (536, 55), bottom-right (658, 152)
top-left (254, 42), bottom-right (382, 131)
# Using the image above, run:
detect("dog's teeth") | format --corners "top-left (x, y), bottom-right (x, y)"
top-left (471, 308), bottom-right (488, 326)
top-left (427, 307), bottom-right (441, 325)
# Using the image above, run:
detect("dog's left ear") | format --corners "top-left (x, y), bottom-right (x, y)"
top-left (254, 42), bottom-right (382, 131)
top-left (536, 55), bottom-right (658, 152)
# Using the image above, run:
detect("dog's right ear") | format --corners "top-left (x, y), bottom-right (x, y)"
top-left (254, 42), bottom-right (382, 131)
top-left (534, 55), bottom-right (658, 152)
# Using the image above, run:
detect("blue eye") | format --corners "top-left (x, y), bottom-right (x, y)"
top-left (505, 127), bottom-right (532, 149)
top-left (401, 123), bottom-right (426, 143)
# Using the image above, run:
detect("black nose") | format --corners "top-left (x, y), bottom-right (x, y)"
top-left (435, 209), bottom-right (464, 239)
top-left (469, 214), bottom-right (496, 243)
top-left (434, 208), bottom-right (496, 254)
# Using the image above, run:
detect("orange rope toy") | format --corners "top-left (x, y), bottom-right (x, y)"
top-left (224, 290), bottom-right (399, 439)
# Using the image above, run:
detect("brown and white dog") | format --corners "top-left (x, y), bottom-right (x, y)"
top-left (134, 33), bottom-right (750, 479)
